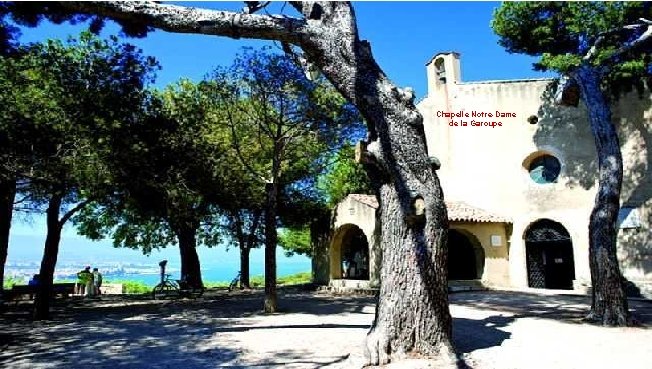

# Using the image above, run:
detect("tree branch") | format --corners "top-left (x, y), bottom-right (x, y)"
top-left (59, 199), bottom-right (92, 226)
top-left (224, 105), bottom-right (267, 183)
top-left (59, 1), bottom-right (307, 44)
top-left (585, 18), bottom-right (652, 65)
top-left (12, 194), bottom-right (31, 206)
top-left (243, 2), bottom-right (271, 15)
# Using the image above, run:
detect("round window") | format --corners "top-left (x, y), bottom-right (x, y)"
top-left (528, 155), bottom-right (561, 184)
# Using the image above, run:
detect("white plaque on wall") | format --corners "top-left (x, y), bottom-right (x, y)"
top-left (490, 235), bottom-right (502, 247)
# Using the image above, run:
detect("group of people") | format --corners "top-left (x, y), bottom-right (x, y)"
top-left (76, 266), bottom-right (103, 297)
top-left (342, 250), bottom-right (369, 279)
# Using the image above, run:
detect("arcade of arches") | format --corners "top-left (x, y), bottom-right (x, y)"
top-left (325, 219), bottom-right (578, 290)
top-left (319, 196), bottom-right (595, 292)
top-left (327, 222), bottom-right (504, 285)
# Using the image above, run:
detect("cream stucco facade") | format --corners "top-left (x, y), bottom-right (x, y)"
top-left (314, 52), bottom-right (652, 297)
top-left (420, 52), bottom-right (652, 296)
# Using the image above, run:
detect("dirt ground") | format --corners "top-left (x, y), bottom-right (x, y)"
top-left (0, 289), bottom-right (650, 369)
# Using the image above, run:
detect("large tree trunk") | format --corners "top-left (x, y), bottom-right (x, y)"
top-left (264, 182), bottom-right (279, 313)
top-left (296, 6), bottom-right (455, 364)
top-left (310, 210), bottom-right (333, 285)
top-left (175, 222), bottom-right (203, 289)
top-left (573, 66), bottom-right (629, 326)
top-left (51, 1), bottom-right (457, 364)
top-left (366, 183), bottom-right (453, 366)
top-left (0, 178), bottom-right (17, 303)
top-left (33, 192), bottom-right (64, 320)
top-left (239, 246), bottom-right (251, 289)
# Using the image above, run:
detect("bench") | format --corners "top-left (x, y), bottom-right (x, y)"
top-left (5, 282), bottom-right (77, 303)
top-left (52, 283), bottom-right (76, 297)
top-left (6, 285), bottom-right (38, 301)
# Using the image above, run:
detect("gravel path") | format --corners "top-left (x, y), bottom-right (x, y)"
top-left (0, 289), bottom-right (650, 368)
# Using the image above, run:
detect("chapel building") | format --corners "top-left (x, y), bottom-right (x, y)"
top-left (312, 52), bottom-right (652, 298)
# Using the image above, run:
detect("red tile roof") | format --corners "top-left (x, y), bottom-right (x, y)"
top-left (348, 193), bottom-right (379, 209)
top-left (445, 200), bottom-right (511, 223)
top-left (346, 194), bottom-right (510, 223)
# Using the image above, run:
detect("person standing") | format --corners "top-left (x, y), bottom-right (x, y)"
top-left (354, 251), bottom-right (363, 279)
top-left (86, 270), bottom-right (94, 297)
top-left (28, 274), bottom-right (40, 286)
top-left (92, 268), bottom-right (103, 296)
top-left (76, 266), bottom-right (92, 296)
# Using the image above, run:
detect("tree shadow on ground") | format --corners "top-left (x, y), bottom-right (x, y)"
top-left (453, 314), bottom-right (513, 355)
top-left (0, 290), bottom-right (376, 368)
top-left (0, 289), bottom-right (376, 322)
top-left (240, 350), bottom-right (350, 368)
top-left (0, 304), bottom-right (241, 369)
top-left (450, 290), bottom-right (652, 325)
top-left (210, 323), bottom-right (370, 333)
top-left (451, 290), bottom-right (588, 323)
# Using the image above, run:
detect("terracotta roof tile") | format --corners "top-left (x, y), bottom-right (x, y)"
top-left (445, 200), bottom-right (511, 223)
top-left (348, 193), bottom-right (379, 209)
top-left (346, 194), bottom-right (510, 223)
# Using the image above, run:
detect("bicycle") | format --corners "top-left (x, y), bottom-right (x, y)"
top-left (228, 271), bottom-right (241, 292)
top-left (152, 273), bottom-right (180, 300)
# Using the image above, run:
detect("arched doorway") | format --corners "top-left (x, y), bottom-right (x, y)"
top-left (330, 224), bottom-right (369, 280)
top-left (525, 219), bottom-right (575, 290)
top-left (448, 229), bottom-right (484, 280)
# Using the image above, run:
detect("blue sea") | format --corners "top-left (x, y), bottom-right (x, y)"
top-left (6, 230), bottom-right (311, 286)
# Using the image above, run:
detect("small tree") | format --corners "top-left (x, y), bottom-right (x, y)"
top-left (221, 207), bottom-right (263, 289)
top-left (75, 80), bottom-right (239, 289)
top-left (208, 49), bottom-right (360, 312)
top-left (319, 143), bottom-right (373, 207)
top-left (0, 32), bottom-right (157, 319)
top-left (492, 2), bottom-right (652, 326)
top-left (0, 46), bottom-right (23, 302)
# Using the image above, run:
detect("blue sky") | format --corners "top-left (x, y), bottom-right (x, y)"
top-left (9, 1), bottom-right (555, 262)
top-left (16, 2), bottom-right (554, 98)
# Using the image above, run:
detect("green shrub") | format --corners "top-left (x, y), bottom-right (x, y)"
top-left (250, 275), bottom-right (265, 287)
top-left (204, 271), bottom-right (311, 288)
top-left (3, 276), bottom-right (24, 289)
top-left (277, 272), bottom-right (312, 285)
top-left (204, 281), bottom-right (230, 288)
top-left (107, 280), bottom-right (150, 294)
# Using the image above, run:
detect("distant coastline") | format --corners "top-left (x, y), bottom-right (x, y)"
top-left (7, 234), bottom-right (312, 287)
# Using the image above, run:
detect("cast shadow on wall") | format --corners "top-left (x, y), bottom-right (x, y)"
top-left (533, 80), bottom-right (652, 280)
top-left (533, 81), bottom-right (597, 190)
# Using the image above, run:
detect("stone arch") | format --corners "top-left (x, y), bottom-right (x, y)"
top-left (329, 224), bottom-right (370, 280)
top-left (524, 219), bottom-right (575, 289)
top-left (448, 229), bottom-right (485, 280)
